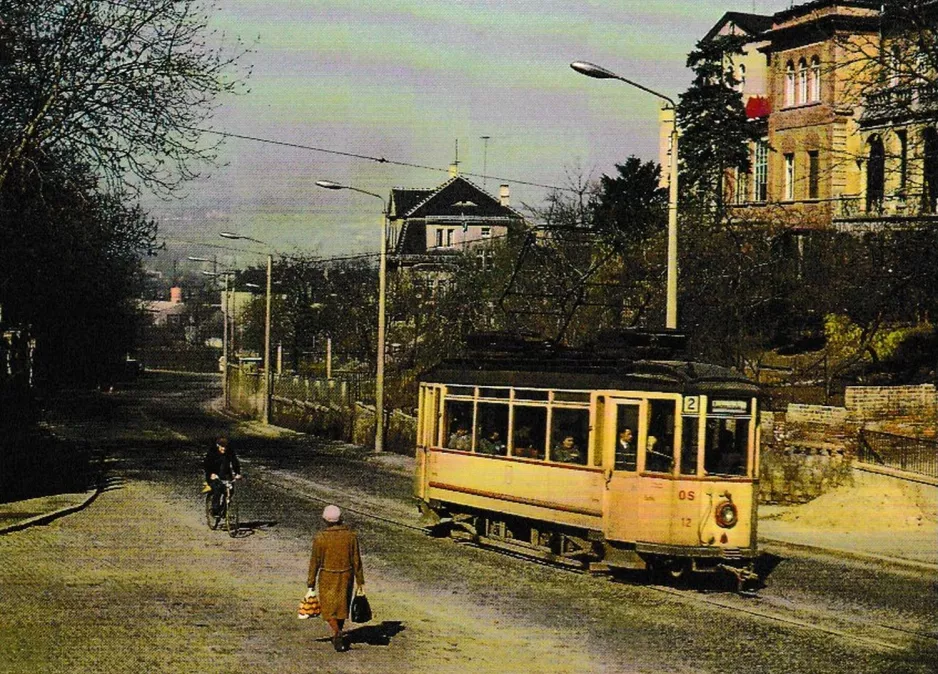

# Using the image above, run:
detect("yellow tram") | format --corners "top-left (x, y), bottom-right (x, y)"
top-left (414, 331), bottom-right (761, 586)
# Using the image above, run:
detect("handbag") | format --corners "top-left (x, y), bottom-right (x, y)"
top-left (297, 595), bottom-right (321, 619)
top-left (350, 593), bottom-right (372, 623)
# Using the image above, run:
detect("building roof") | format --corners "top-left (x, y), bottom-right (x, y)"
top-left (390, 188), bottom-right (434, 218)
top-left (702, 11), bottom-right (773, 43)
top-left (391, 175), bottom-right (523, 221)
top-left (772, 0), bottom-right (880, 23)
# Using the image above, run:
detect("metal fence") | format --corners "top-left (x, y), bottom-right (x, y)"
top-left (857, 429), bottom-right (938, 479)
top-left (272, 370), bottom-right (374, 407)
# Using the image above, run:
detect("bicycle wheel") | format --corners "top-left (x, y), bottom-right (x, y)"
top-left (225, 495), bottom-right (239, 537)
top-left (205, 493), bottom-right (217, 529)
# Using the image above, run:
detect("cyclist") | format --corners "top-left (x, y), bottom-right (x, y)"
top-left (203, 437), bottom-right (242, 521)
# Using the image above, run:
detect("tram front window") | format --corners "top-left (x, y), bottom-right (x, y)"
top-left (704, 417), bottom-right (750, 476)
top-left (512, 406), bottom-right (546, 460)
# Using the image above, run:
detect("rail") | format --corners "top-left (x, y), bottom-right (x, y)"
top-left (857, 429), bottom-right (938, 479)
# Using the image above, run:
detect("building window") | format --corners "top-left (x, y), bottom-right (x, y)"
top-left (798, 59), bottom-right (808, 104)
top-left (784, 153), bottom-right (795, 201)
top-left (446, 228), bottom-right (455, 247)
top-left (754, 139), bottom-right (769, 202)
top-left (897, 129), bottom-right (908, 195)
top-left (434, 229), bottom-right (443, 249)
top-left (785, 61), bottom-right (795, 107)
top-left (924, 127), bottom-right (938, 214)
top-left (734, 167), bottom-right (749, 204)
top-left (480, 226), bottom-right (491, 238)
top-left (866, 135), bottom-right (885, 212)
top-left (889, 45), bottom-right (901, 88)
top-left (738, 63), bottom-right (746, 89)
top-left (810, 56), bottom-right (821, 102)
top-left (808, 151), bottom-right (820, 199)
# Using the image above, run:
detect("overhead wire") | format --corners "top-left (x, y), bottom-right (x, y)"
top-left (185, 126), bottom-right (579, 193)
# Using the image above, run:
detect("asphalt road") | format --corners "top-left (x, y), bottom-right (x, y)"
top-left (1, 372), bottom-right (935, 674)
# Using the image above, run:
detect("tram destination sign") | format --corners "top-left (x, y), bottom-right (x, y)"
top-left (709, 399), bottom-right (749, 415)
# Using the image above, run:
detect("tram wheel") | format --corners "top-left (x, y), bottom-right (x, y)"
top-left (666, 558), bottom-right (692, 586)
top-left (646, 556), bottom-right (691, 586)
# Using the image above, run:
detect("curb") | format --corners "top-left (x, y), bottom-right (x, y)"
top-left (0, 487), bottom-right (102, 536)
top-left (759, 537), bottom-right (938, 572)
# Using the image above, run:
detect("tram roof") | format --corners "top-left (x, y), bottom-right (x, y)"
top-left (421, 356), bottom-right (760, 398)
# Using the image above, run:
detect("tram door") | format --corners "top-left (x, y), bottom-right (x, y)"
top-left (602, 398), bottom-right (643, 542)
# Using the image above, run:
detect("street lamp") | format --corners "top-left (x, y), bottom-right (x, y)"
top-left (571, 61), bottom-right (680, 330)
top-left (199, 267), bottom-right (234, 405)
top-left (220, 232), bottom-right (274, 425)
top-left (316, 179), bottom-right (388, 453)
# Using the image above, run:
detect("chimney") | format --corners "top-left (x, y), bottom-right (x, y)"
top-left (170, 286), bottom-right (183, 303)
top-left (499, 184), bottom-right (510, 207)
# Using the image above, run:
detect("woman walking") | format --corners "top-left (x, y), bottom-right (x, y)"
top-left (306, 505), bottom-right (365, 652)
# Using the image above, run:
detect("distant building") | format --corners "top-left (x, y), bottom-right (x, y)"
top-left (388, 174), bottom-right (525, 283)
top-left (143, 286), bottom-right (187, 327)
top-left (676, 1), bottom-right (938, 232)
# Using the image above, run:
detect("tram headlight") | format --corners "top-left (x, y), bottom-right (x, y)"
top-left (715, 500), bottom-right (738, 529)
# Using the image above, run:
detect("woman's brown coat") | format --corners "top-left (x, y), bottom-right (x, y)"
top-left (307, 524), bottom-right (365, 620)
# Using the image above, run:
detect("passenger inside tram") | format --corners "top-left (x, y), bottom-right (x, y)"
top-left (615, 427), bottom-right (637, 471)
top-left (448, 425), bottom-right (472, 451)
top-left (551, 435), bottom-right (583, 464)
top-left (644, 435), bottom-right (673, 472)
top-left (478, 430), bottom-right (507, 455)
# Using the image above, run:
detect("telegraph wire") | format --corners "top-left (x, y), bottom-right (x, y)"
top-left (186, 126), bottom-right (577, 193)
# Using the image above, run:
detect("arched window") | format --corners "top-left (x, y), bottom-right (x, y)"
top-left (810, 56), bottom-right (821, 101)
top-left (866, 135), bottom-right (885, 213)
top-left (738, 63), bottom-right (747, 89)
top-left (924, 127), bottom-right (938, 214)
top-left (785, 61), bottom-right (795, 107)
top-left (798, 59), bottom-right (808, 104)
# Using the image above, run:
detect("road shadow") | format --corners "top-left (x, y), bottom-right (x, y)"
top-left (0, 432), bottom-right (102, 503)
top-left (609, 552), bottom-right (783, 594)
top-left (345, 621), bottom-right (405, 646)
top-left (224, 520), bottom-right (278, 538)
top-left (238, 519), bottom-right (278, 531)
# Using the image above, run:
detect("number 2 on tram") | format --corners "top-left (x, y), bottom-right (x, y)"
top-left (413, 337), bottom-right (762, 587)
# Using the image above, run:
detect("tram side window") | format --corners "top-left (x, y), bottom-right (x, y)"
top-left (475, 402), bottom-right (508, 455)
top-left (614, 406), bottom-right (639, 471)
top-left (645, 399), bottom-right (675, 473)
top-left (445, 400), bottom-right (474, 451)
top-left (680, 416), bottom-right (700, 475)
top-left (549, 408), bottom-right (589, 465)
top-left (704, 417), bottom-right (750, 476)
top-left (512, 406), bottom-right (546, 460)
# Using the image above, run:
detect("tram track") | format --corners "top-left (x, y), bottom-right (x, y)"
top-left (251, 465), bottom-right (937, 655)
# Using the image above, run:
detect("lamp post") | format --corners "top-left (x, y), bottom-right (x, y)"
top-left (199, 268), bottom-right (233, 404)
top-left (570, 61), bottom-right (680, 330)
top-left (315, 180), bottom-right (388, 453)
top-left (220, 232), bottom-right (274, 424)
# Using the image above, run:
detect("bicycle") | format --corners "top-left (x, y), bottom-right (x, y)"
top-left (204, 477), bottom-right (241, 537)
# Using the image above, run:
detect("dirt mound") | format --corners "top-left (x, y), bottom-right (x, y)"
top-left (777, 473), bottom-right (937, 532)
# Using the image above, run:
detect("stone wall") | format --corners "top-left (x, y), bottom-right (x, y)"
top-left (760, 384), bottom-right (938, 504)
top-left (845, 385), bottom-right (937, 436)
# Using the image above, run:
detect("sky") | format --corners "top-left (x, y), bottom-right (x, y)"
top-left (150, 0), bottom-right (798, 272)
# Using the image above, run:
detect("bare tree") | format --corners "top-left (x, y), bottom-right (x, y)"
top-left (0, 0), bottom-right (250, 194)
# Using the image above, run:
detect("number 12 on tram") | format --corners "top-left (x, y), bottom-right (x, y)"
top-left (413, 351), bottom-right (762, 586)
